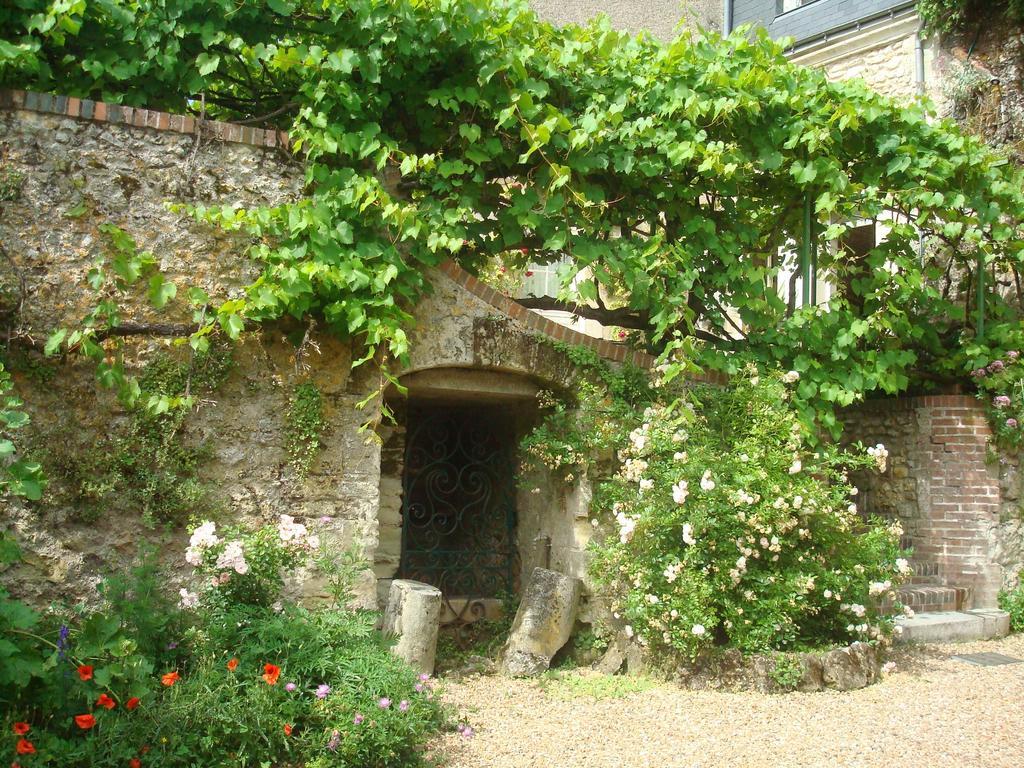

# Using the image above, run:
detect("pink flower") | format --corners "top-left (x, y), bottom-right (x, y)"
top-left (418, 673), bottom-right (430, 682)
top-left (989, 360), bottom-right (1006, 373)
top-left (378, 697), bottom-right (391, 709)
top-left (353, 713), bottom-right (364, 725)
top-left (285, 682), bottom-right (297, 692)
top-left (315, 684), bottom-right (331, 699)
top-left (994, 395), bottom-right (1012, 409)
top-left (971, 368), bottom-right (987, 378)
top-left (399, 699), bottom-right (409, 712)
top-left (457, 724), bottom-right (475, 739)
top-left (1009, 351), bottom-right (1020, 361)
top-left (415, 682), bottom-right (425, 693)
top-left (1007, 418), bottom-right (1018, 428)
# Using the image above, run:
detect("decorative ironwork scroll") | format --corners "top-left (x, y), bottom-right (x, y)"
top-left (399, 404), bottom-right (517, 612)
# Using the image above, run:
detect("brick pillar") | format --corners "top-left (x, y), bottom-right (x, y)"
top-left (844, 395), bottom-right (1003, 609)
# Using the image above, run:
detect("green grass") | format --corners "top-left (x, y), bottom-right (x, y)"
top-left (537, 670), bottom-right (657, 701)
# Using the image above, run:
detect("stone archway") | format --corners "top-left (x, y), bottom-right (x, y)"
top-left (375, 366), bottom-right (544, 623)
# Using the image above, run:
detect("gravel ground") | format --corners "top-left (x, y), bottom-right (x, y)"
top-left (433, 635), bottom-right (1024, 768)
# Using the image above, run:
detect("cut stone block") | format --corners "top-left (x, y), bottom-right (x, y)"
top-left (502, 567), bottom-right (580, 677)
top-left (381, 579), bottom-right (442, 675)
top-left (895, 610), bottom-right (1010, 644)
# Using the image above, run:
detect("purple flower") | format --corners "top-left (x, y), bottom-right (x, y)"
top-left (398, 699), bottom-right (409, 712)
top-left (989, 360), bottom-right (1006, 373)
top-left (994, 395), bottom-right (1012, 409)
top-left (1007, 418), bottom-right (1019, 428)
top-left (378, 697), bottom-right (391, 709)
top-left (415, 682), bottom-right (425, 693)
top-left (1009, 351), bottom-right (1020, 361)
top-left (166, 641), bottom-right (178, 650)
top-left (327, 729), bottom-right (341, 751)
top-left (971, 368), bottom-right (987, 378)
top-left (315, 683), bottom-right (331, 700)
top-left (353, 713), bottom-right (364, 725)
top-left (57, 625), bottom-right (70, 659)
top-left (457, 724), bottom-right (475, 739)
top-left (285, 682), bottom-right (297, 692)
top-left (418, 673), bottom-right (431, 682)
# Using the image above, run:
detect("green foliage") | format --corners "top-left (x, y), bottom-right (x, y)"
top-left (998, 577), bottom-right (1024, 633)
top-left (585, 369), bottom-right (910, 658)
top-left (3, 0), bottom-right (1023, 432)
top-left (37, 345), bottom-right (232, 525)
top-left (538, 670), bottom-right (656, 700)
top-left (767, 653), bottom-right (804, 691)
top-left (0, 360), bottom-right (44, 499)
top-left (0, 165), bottom-right (23, 203)
top-left (1, 535), bottom-right (446, 767)
top-left (919, 0), bottom-right (1024, 33)
top-left (956, 330), bottom-right (1024, 450)
top-left (286, 381), bottom-right (325, 479)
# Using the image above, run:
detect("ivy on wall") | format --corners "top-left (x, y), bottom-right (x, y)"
top-left (286, 381), bottom-right (325, 479)
top-left (0, 0), bottom-right (1023, 446)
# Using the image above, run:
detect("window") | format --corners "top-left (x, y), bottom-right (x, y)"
top-left (778, 0), bottom-right (815, 13)
top-left (517, 258), bottom-right (569, 299)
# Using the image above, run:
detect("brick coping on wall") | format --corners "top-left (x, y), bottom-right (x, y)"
top-left (850, 394), bottom-right (979, 412)
top-left (2, 88), bottom-right (730, 375)
top-left (0, 88), bottom-right (289, 149)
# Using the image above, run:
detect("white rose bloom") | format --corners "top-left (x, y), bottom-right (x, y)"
top-left (691, 624), bottom-right (706, 637)
top-left (699, 470), bottom-right (715, 491)
top-left (672, 480), bottom-right (689, 505)
top-left (782, 370), bottom-right (800, 383)
top-left (788, 459), bottom-right (802, 474)
top-left (682, 523), bottom-right (697, 547)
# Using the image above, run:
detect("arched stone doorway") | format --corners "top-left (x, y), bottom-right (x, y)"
top-left (375, 367), bottom-right (547, 623)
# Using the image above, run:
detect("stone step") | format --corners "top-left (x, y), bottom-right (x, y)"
top-left (895, 610), bottom-right (1011, 644)
top-left (888, 584), bottom-right (970, 613)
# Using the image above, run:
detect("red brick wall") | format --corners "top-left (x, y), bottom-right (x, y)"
top-left (844, 395), bottom-right (1004, 608)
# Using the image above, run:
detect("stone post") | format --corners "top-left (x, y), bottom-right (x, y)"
top-left (381, 580), bottom-right (442, 675)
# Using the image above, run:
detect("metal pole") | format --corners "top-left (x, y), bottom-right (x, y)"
top-left (802, 194), bottom-right (813, 306)
top-left (976, 254), bottom-right (985, 339)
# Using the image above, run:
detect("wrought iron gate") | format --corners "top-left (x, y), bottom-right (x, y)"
top-left (399, 404), bottom-right (517, 608)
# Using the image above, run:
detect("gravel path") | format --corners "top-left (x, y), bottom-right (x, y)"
top-left (433, 635), bottom-right (1024, 768)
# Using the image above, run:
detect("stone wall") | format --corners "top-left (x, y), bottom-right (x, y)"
top-left (0, 98), bottom-right (389, 607)
top-left (530, 0), bottom-right (721, 40)
top-left (843, 395), bottom-right (1023, 609)
top-left (0, 92), bottom-right (649, 613)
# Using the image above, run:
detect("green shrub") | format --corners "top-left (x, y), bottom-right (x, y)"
top-left (998, 578), bottom-right (1024, 633)
top-left (1, 533), bottom-right (448, 767)
top-left (587, 369), bottom-right (910, 659)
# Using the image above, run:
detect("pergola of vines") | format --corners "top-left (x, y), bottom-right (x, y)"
top-left (2, 0), bottom-right (1024, 432)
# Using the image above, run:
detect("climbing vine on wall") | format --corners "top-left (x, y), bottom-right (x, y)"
top-left (35, 343), bottom-right (233, 525)
top-left (1, 0), bottom-right (1024, 440)
top-left (286, 381), bottom-right (326, 479)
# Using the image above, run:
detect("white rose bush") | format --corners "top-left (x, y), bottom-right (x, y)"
top-left (587, 369), bottom-right (909, 660)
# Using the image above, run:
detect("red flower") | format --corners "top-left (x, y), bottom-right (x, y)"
top-left (262, 663), bottom-right (280, 685)
top-left (125, 697), bottom-right (140, 711)
top-left (74, 714), bottom-right (96, 730)
top-left (525, 270), bottom-right (534, 276)
top-left (226, 658), bottom-right (239, 672)
top-left (12, 722), bottom-right (30, 735)
top-left (15, 739), bottom-right (35, 755)
top-left (129, 759), bottom-right (142, 768)
top-left (283, 723), bottom-right (292, 736)
top-left (77, 665), bottom-right (94, 681)
top-left (160, 671), bottom-right (180, 687)
top-left (96, 693), bottom-right (116, 710)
